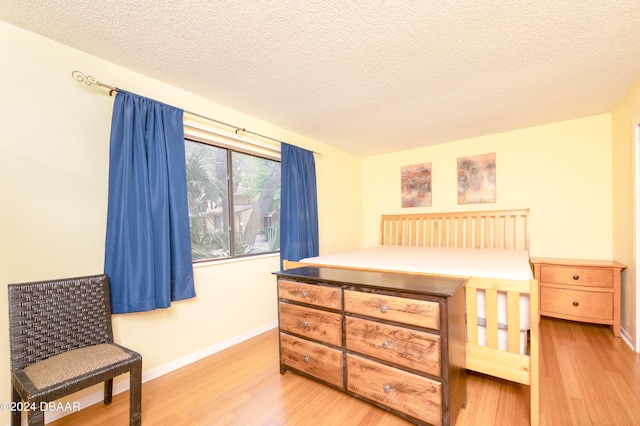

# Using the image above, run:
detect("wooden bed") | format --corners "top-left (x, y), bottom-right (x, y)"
top-left (284, 209), bottom-right (539, 425)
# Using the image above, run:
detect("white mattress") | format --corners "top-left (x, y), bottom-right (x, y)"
top-left (301, 246), bottom-right (533, 353)
top-left (301, 245), bottom-right (533, 280)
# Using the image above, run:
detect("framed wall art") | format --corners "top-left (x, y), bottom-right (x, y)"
top-left (457, 153), bottom-right (496, 204)
top-left (401, 163), bottom-right (432, 207)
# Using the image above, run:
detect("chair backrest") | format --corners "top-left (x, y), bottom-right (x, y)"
top-left (8, 274), bottom-right (114, 372)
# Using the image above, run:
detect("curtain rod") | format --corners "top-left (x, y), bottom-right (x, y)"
top-left (71, 70), bottom-right (322, 156)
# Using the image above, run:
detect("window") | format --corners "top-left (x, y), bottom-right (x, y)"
top-left (185, 139), bottom-right (281, 261)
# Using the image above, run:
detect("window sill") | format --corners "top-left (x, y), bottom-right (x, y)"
top-left (192, 252), bottom-right (279, 269)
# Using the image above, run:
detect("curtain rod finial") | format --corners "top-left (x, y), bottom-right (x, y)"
top-left (71, 70), bottom-right (98, 86)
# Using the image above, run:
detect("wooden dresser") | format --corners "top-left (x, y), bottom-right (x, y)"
top-left (274, 266), bottom-right (467, 426)
top-left (531, 257), bottom-right (626, 336)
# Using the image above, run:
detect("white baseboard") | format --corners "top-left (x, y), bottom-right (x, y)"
top-left (39, 321), bottom-right (278, 424)
top-left (620, 325), bottom-right (637, 352)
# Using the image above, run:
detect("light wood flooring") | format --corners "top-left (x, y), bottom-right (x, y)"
top-left (48, 318), bottom-right (640, 425)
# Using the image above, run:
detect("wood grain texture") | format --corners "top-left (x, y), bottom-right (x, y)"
top-left (344, 290), bottom-right (440, 330)
top-left (539, 265), bottom-right (613, 288)
top-left (48, 319), bottom-right (640, 426)
top-left (278, 280), bottom-right (342, 309)
top-left (540, 287), bottom-right (613, 321)
top-left (346, 354), bottom-right (442, 426)
top-left (280, 333), bottom-right (343, 388)
top-left (345, 316), bottom-right (441, 376)
top-left (279, 302), bottom-right (342, 346)
top-left (277, 269), bottom-right (465, 425)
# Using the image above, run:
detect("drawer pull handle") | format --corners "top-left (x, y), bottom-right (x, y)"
top-left (302, 321), bottom-right (309, 327)
top-left (303, 356), bottom-right (310, 363)
top-left (573, 301), bottom-right (579, 307)
top-left (573, 275), bottom-right (580, 280)
top-left (380, 305), bottom-right (388, 313)
top-left (382, 341), bottom-right (390, 349)
top-left (383, 385), bottom-right (391, 393)
top-left (301, 291), bottom-right (308, 298)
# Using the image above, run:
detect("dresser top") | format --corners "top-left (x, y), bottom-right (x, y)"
top-left (274, 266), bottom-right (467, 297)
top-left (530, 257), bottom-right (627, 269)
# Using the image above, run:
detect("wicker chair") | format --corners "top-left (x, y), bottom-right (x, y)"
top-left (8, 274), bottom-right (142, 426)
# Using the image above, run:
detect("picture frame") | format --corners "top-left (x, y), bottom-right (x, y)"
top-left (401, 163), bottom-right (432, 207)
top-left (457, 153), bottom-right (496, 204)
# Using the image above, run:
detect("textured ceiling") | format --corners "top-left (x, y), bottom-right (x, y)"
top-left (2, 1), bottom-right (640, 157)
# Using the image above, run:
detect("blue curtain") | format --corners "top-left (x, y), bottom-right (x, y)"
top-left (105, 91), bottom-right (195, 314)
top-left (280, 143), bottom-right (319, 269)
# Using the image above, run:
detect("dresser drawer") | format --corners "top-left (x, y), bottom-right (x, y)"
top-left (346, 316), bottom-right (441, 377)
top-left (539, 265), bottom-right (612, 288)
top-left (279, 280), bottom-right (341, 309)
top-left (347, 354), bottom-right (442, 425)
top-left (344, 290), bottom-right (439, 330)
top-left (280, 333), bottom-right (343, 388)
top-left (279, 302), bottom-right (342, 346)
top-left (540, 286), bottom-right (613, 321)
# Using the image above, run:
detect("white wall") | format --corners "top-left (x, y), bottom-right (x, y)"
top-left (612, 76), bottom-right (640, 348)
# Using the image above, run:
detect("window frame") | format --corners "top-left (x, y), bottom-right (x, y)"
top-left (184, 128), bottom-right (281, 263)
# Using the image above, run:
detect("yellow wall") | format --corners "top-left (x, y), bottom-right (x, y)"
top-left (362, 114), bottom-right (614, 259)
top-left (612, 77), bottom-right (640, 347)
top-left (0, 21), bottom-right (362, 424)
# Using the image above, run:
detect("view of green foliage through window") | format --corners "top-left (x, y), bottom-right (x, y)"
top-left (185, 139), bottom-right (281, 261)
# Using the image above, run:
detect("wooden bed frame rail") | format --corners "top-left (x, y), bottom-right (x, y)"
top-left (465, 276), bottom-right (539, 386)
top-left (380, 209), bottom-right (530, 251)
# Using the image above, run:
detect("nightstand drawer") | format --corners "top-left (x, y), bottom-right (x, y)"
top-left (279, 280), bottom-right (342, 309)
top-left (346, 316), bottom-right (441, 377)
top-left (540, 286), bottom-right (613, 321)
top-left (539, 265), bottom-right (612, 288)
top-left (280, 333), bottom-right (343, 388)
top-left (279, 302), bottom-right (342, 346)
top-left (347, 354), bottom-right (442, 426)
top-left (344, 290), bottom-right (440, 330)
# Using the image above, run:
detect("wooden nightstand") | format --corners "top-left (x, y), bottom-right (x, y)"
top-left (531, 258), bottom-right (626, 337)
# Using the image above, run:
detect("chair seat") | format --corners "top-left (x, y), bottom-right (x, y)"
top-left (23, 344), bottom-right (133, 390)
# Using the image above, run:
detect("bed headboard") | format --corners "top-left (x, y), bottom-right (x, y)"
top-left (380, 209), bottom-right (529, 251)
